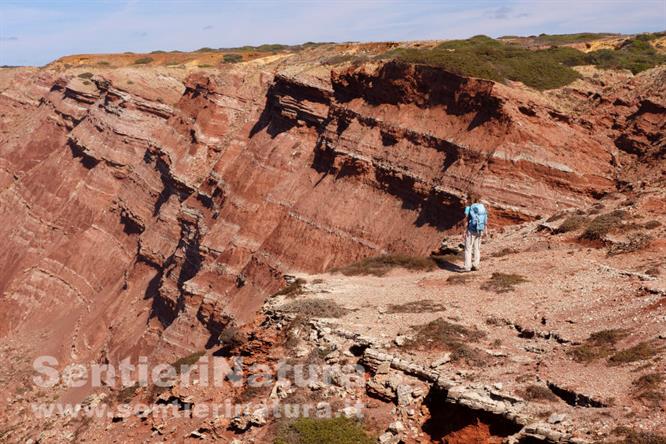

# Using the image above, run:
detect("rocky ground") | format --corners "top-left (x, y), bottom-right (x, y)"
top-left (0, 38), bottom-right (664, 443)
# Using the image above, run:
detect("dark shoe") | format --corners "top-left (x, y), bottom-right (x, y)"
top-left (471, 266), bottom-right (479, 271)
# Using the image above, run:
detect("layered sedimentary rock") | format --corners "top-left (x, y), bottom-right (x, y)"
top-left (0, 58), bottom-right (660, 369)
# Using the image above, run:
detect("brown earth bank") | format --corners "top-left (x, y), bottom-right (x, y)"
top-left (0, 40), bottom-right (664, 443)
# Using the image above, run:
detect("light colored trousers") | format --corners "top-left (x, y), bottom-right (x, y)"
top-left (464, 230), bottom-right (482, 271)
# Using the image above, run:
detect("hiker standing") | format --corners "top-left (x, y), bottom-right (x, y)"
top-left (463, 193), bottom-right (487, 272)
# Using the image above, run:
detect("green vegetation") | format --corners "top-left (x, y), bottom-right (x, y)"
top-left (77, 72), bottom-right (93, 79)
top-left (133, 57), bottom-right (154, 65)
top-left (586, 34), bottom-right (666, 74)
top-left (381, 34), bottom-right (665, 90)
top-left (96, 61), bottom-right (110, 66)
top-left (382, 35), bottom-right (582, 90)
top-left (530, 32), bottom-right (618, 45)
top-left (481, 272), bottom-right (528, 293)
top-left (150, 50), bottom-right (166, 54)
top-left (278, 298), bottom-right (350, 318)
top-left (195, 47), bottom-right (217, 52)
top-left (222, 53), bottom-right (243, 63)
top-left (332, 255), bottom-right (437, 277)
top-left (275, 417), bottom-right (375, 444)
top-left (568, 329), bottom-right (628, 363)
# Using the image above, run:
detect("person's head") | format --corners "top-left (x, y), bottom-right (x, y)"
top-left (467, 191), bottom-right (480, 205)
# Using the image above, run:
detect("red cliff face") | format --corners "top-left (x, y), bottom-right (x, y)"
top-left (0, 60), bottom-right (660, 367)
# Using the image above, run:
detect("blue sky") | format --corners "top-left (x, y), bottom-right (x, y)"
top-left (1, 0), bottom-right (665, 66)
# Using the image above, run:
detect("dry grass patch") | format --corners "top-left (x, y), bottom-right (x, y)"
top-left (481, 273), bottom-right (528, 293)
top-left (609, 341), bottom-right (662, 365)
top-left (567, 329), bottom-right (629, 363)
top-left (278, 298), bottom-right (350, 319)
top-left (332, 255), bottom-right (437, 277)
top-left (386, 299), bottom-right (446, 313)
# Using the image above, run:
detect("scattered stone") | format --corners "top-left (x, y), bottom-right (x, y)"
top-left (430, 353), bottom-right (451, 367)
top-left (189, 429), bottom-right (206, 439)
top-left (548, 413), bottom-right (567, 424)
top-left (376, 362), bottom-right (391, 375)
top-left (378, 431), bottom-right (400, 444)
top-left (394, 335), bottom-right (409, 347)
top-left (388, 421), bottom-right (405, 434)
top-left (396, 384), bottom-right (413, 406)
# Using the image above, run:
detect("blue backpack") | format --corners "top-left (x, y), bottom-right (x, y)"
top-left (468, 203), bottom-right (487, 233)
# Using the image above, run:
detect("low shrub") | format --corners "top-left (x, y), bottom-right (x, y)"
top-left (580, 210), bottom-right (628, 241)
top-left (77, 72), bottom-right (93, 79)
top-left (275, 417), bottom-right (375, 444)
top-left (481, 273), bottom-right (528, 293)
top-left (520, 384), bottom-right (559, 402)
top-left (332, 255), bottom-right (437, 277)
top-left (556, 215), bottom-right (589, 233)
top-left (222, 53), bottom-right (243, 63)
top-left (133, 57), bottom-right (154, 65)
